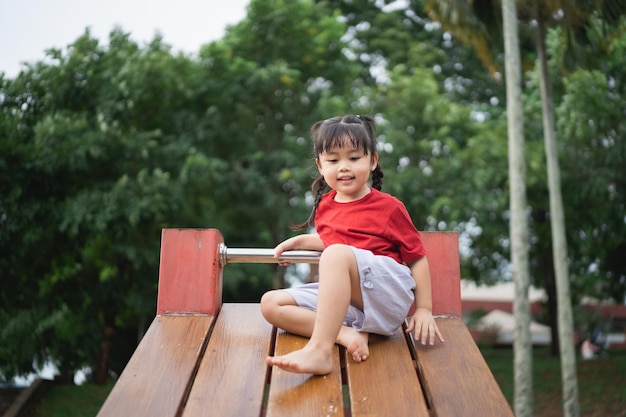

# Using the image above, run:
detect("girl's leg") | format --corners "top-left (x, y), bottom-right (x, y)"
top-left (261, 288), bottom-right (370, 363)
top-left (266, 244), bottom-right (369, 374)
top-left (260, 289), bottom-right (316, 336)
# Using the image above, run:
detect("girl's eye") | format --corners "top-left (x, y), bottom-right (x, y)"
top-left (350, 157), bottom-right (360, 161)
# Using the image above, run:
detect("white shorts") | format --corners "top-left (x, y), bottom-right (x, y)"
top-left (284, 246), bottom-right (416, 336)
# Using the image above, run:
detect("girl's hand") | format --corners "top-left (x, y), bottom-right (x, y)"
top-left (274, 233), bottom-right (324, 267)
top-left (405, 307), bottom-right (444, 345)
top-left (274, 237), bottom-right (298, 267)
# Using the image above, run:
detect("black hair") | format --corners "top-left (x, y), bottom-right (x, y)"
top-left (292, 115), bottom-right (384, 231)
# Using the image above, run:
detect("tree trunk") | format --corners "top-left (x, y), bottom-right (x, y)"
top-left (501, 0), bottom-right (533, 415)
top-left (543, 254), bottom-right (561, 356)
top-left (532, 208), bottom-right (560, 356)
top-left (536, 16), bottom-right (580, 417)
top-left (93, 321), bottom-right (114, 384)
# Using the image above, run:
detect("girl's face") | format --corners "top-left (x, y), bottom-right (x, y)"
top-left (316, 144), bottom-right (378, 202)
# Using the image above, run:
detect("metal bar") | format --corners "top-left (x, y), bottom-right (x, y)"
top-left (218, 244), bottom-right (321, 267)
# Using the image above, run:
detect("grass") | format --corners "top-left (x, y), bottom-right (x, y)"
top-left (31, 348), bottom-right (626, 417)
top-left (481, 346), bottom-right (626, 416)
top-left (34, 380), bottom-right (114, 417)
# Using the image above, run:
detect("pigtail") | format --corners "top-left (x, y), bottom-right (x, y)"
top-left (354, 115), bottom-right (383, 191)
top-left (291, 176), bottom-right (327, 231)
top-left (371, 165), bottom-right (384, 191)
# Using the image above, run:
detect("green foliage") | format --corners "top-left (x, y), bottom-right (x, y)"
top-left (555, 17), bottom-right (626, 302)
top-left (0, 28), bottom-right (216, 380)
top-left (0, 0), bottom-right (363, 380)
top-left (0, 308), bottom-right (56, 381)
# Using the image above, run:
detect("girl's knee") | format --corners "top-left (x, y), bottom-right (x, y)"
top-left (260, 290), bottom-right (290, 321)
top-left (260, 290), bottom-right (277, 318)
top-left (320, 243), bottom-right (354, 261)
top-left (320, 244), bottom-right (354, 262)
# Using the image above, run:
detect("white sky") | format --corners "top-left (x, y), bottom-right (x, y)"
top-left (0, 0), bottom-right (249, 78)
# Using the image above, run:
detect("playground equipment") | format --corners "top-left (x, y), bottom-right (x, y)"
top-left (97, 228), bottom-right (513, 417)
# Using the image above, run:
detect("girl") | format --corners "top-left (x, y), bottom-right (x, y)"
top-left (261, 115), bottom-right (443, 375)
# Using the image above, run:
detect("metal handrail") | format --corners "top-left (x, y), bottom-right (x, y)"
top-left (218, 244), bottom-right (321, 267)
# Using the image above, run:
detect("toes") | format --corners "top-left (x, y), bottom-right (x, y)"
top-left (351, 350), bottom-right (368, 362)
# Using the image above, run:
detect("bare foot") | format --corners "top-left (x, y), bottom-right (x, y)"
top-left (266, 346), bottom-right (333, 375)
top-left (338, 327), bottom-right (369, 362)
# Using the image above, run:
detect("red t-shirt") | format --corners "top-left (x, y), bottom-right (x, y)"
top-left (315, 188), bottom-right (426, 265)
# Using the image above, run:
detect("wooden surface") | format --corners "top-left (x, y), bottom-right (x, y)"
top-left (183, 304), bottom-right (273, 417)
top-left (99, 309), bottom-right (514, 417)
top-left (96, 315), bottom-right (213, 417)
top-left (345, 330), bottom-right (430, 416)
top-left (415, 317), bottom-right (514, 417)
top-left (266, 331), bottom-right (344, 417)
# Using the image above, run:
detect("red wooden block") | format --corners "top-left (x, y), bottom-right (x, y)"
top-left (421, 231), bottom-right (461, 317)
top-left (157, 228), bottom-right (224, 316)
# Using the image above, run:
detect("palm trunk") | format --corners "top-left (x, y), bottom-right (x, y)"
top-left (536, 16), bottom-right (580, 417)
top-left (501, 0), bottom-right (533, 415)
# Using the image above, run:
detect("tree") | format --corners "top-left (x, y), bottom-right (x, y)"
top-left (555, 16), bottom-right (626, 304)
top-left (517, 6), bottom-right (625, 417)
top-left (0, 0), bottom-right (368, 382)
top-left (501, 0), bottom-right (534, 414)
top-left (421, 2), bottom-right (625, 416)
top-left (0, 28), bottom-right (235, 382)
top-left (534, 10), bottom-right (580, 417)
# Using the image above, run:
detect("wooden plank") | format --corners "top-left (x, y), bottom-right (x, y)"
top-left (345, 329), bottom-right (430, 417)
top-left (421, 231), bottom-right (462, 317)
top-left (97, 315), bottom-right (213, 417)
top-left (182, 304), bottom-right (273, 417)
top-left (266, 332), bottom-right (344, 417)
top-left (157, 228), bottom-right (224, 316)
top-left (414, 318), bottom-right (514, 417)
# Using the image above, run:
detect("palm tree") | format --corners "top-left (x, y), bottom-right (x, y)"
top-left (532, 5), bottom-right (580, 415)
top-left (419, 1), bottom-right (626, 415)
top-left (501, 0), bottom-right (534, 414)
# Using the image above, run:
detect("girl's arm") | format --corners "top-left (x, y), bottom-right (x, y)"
top-left (405, 256), bottom-right (445, 345)
top-left (274, 233), bottom-right (325, 264)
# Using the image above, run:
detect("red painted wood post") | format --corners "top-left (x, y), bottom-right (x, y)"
top-left (156, 228), bottom-right (224, 316)
top-left (421, 231), bottom-right (462, 317)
